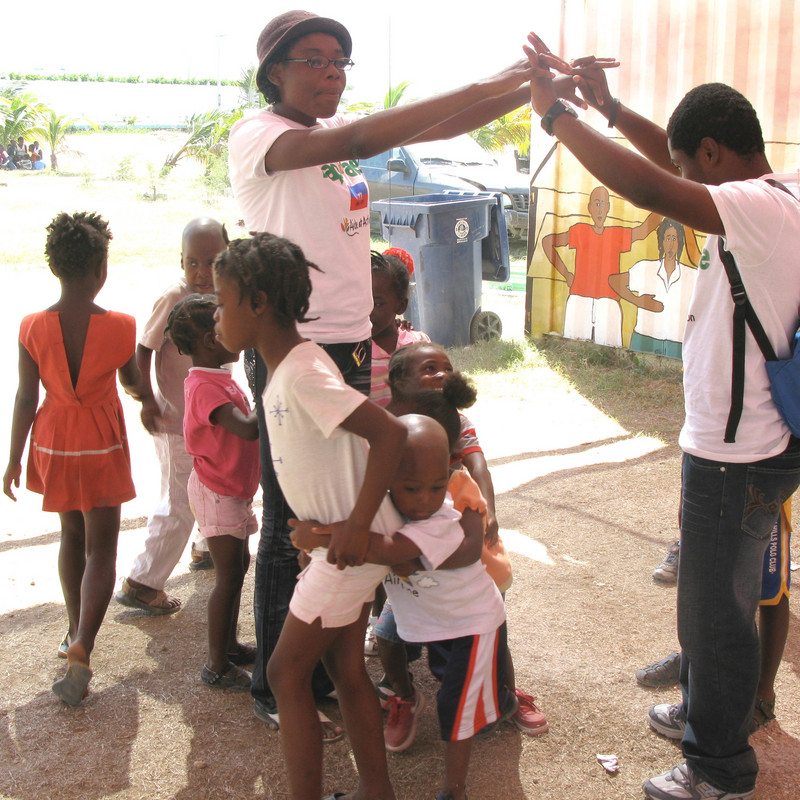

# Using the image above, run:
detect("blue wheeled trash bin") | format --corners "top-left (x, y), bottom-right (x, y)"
top-left (373, 191), bottom-right (511, 348)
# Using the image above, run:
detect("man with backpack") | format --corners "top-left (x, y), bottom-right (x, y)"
top-left (525, 34), bottom-right (800, 800)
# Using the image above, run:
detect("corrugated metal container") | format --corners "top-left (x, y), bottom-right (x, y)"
top-left (526, 0), bottom-right (800, 356)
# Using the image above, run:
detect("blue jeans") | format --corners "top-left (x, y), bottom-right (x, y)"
top-left (677, 438), bottom-right (800, 792)
top-left (249, 341), bottom-right (372, 713)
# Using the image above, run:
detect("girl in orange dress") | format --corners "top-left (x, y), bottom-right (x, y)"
top-left (3, 212), bottom-right (159, 706)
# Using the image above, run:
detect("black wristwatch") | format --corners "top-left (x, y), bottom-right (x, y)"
top-left (540, 100), bottom-right (578, 136)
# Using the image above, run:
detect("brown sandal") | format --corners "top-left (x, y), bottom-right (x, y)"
top-left (114, 578), bottom-right (181, 615)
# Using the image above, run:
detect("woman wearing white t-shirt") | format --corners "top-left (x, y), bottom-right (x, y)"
top-left (227, 9), bottom-right (594, 735)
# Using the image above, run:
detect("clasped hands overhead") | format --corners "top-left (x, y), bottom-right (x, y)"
top-left (523, 31), bottom-right (619, 118)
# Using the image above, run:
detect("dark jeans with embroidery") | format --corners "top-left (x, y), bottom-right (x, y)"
top-left (248, 342), bottom-right (372, 715)
top-left (677, 437), bottom-right (800, 792)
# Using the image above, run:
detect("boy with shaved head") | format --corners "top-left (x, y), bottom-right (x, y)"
top-left (116, 218), bottom-right (231, 615)
top-left (292, 414), bottom-right (508, 800)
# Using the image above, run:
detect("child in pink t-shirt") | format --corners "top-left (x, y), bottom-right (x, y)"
top-left (166, 295), bottom-right (260, 690)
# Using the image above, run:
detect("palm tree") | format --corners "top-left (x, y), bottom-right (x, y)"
top-left (382, 80), bottom-right (412, 109)
top-left (237, 66), bottom-right (265, 110)
top-left (29, 111), bottom-right (98, 171)
top-left (163, 109), bottom-right (240, 173)
top-left (469, 106), bottom-right (531, 155)
top-left (0, 91), bottom-right (48, 148)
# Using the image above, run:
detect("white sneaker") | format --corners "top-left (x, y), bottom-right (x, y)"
top-left (648, 702), bottom-right (686, 739)
top-left (653, 539), bottom-right (680, 583)
top-left (644, 762), bottom-right (754, 800)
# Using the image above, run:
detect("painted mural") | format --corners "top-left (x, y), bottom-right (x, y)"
top-left (530, 175), bottom-right (706, 359)
top-left (525, 0), bottom-right (800, 359)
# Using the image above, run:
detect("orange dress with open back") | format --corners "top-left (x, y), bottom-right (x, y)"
top-left (21, 310), bottom-right (137, 512)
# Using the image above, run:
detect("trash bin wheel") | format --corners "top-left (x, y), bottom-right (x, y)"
top-left (470, 310), bottom-right (503, 343)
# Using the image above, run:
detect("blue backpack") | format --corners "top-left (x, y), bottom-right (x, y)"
top-left (765, 331), bottom-right (800, 437)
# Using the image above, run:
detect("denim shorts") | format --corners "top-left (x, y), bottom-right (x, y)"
top-left (374, 601), bottom-right (423, 662)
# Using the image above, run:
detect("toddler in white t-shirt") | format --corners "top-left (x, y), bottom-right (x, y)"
top-left (291, 414), bottom-right (507, 800)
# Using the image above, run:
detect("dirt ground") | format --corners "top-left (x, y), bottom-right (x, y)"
top-left (1, 137), bottom-right (800, 800)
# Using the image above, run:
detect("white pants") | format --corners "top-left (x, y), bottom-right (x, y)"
top-left (563, 294), bottom-right (622, 348)
top-left (128, 432), bottom-right (202, 590)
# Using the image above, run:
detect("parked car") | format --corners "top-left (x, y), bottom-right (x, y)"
top-left (359, 134), bottom-right (530, 239)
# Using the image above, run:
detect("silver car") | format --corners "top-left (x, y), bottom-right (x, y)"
top-left (359, 134), bottom-right (530, 240)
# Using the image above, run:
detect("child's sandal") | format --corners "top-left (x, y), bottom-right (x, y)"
top-left (200, 662), bottom-right (252, 691)
top-left (52, 646), bottom-right (92, 706)
top-left (227, 643), bottom-right (257, 666)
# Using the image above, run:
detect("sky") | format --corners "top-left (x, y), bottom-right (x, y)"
top-left (4, 1), bottom-right (566, 105)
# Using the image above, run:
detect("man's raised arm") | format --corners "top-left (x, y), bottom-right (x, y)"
top-left (524, 34), bottom-right (723, 236)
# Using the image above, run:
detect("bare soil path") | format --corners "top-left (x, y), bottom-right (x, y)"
top-left (1, 134), bottom-right (798, 800)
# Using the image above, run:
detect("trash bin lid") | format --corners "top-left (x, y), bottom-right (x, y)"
top-left (373, 192), bottom-right (497, 231)
top-left (372, 192), bottom-right (496, 215)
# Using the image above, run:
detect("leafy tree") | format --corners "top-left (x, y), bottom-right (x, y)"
top-left (145, 161), bottom-right (171, 201)
top-left (0, 91), bottom-right (48, 147)
top-left (163, 109), bottom-right (241, 175)
top-left (469, 106), bottom-right (531, 156)
top-left (29, 111), bottom-right (98, 171)
top-left (201, 144), bottom-right (232, 199)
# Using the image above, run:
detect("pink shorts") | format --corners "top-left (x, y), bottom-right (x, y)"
top-left (289, 554), bottom-right (388, 628)
top-left (187, 470), bottom-right (258, 540)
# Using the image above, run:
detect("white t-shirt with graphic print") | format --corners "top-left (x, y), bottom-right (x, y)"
top-left (228, 108), bottom-right (372, 344)
top-left (383, 496), bottom-right (505, 643)
top-left (263, 339), bottom-right (401, 538)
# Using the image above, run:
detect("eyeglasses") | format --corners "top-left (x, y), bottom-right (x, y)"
top-left (283, 56), bottom-right (355, 71)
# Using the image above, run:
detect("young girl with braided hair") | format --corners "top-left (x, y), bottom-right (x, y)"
top-left (165, 294), bottom-right (259, 691)
top-left (3, 211), bottom-right (158, 705)
top-left (212, 232), bottom-right (407, 800)
top-left (368, 248), bottom-right (430, 408)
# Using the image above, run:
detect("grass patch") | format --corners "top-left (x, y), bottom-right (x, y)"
top-left (508, 238), bottom-right (527, 263)
top-left (534, 334), bottom-right (685, 440)
top-left (536, 334), bottom-right (683, 388)
top-left (444, 334), bottom-right (685, 443)
top-left (447, 337), bottom-right (539, 374)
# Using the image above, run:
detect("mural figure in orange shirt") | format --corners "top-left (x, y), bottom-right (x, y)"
top-left (542, 185), bottom-right (660, 346)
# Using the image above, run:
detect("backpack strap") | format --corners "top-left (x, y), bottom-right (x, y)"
top-left (718, 239), bottom-right (777, 442)
top-left (765, 177), bottom-right (795, 197)
top-left (717, 178), bottom-right (798, 442)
